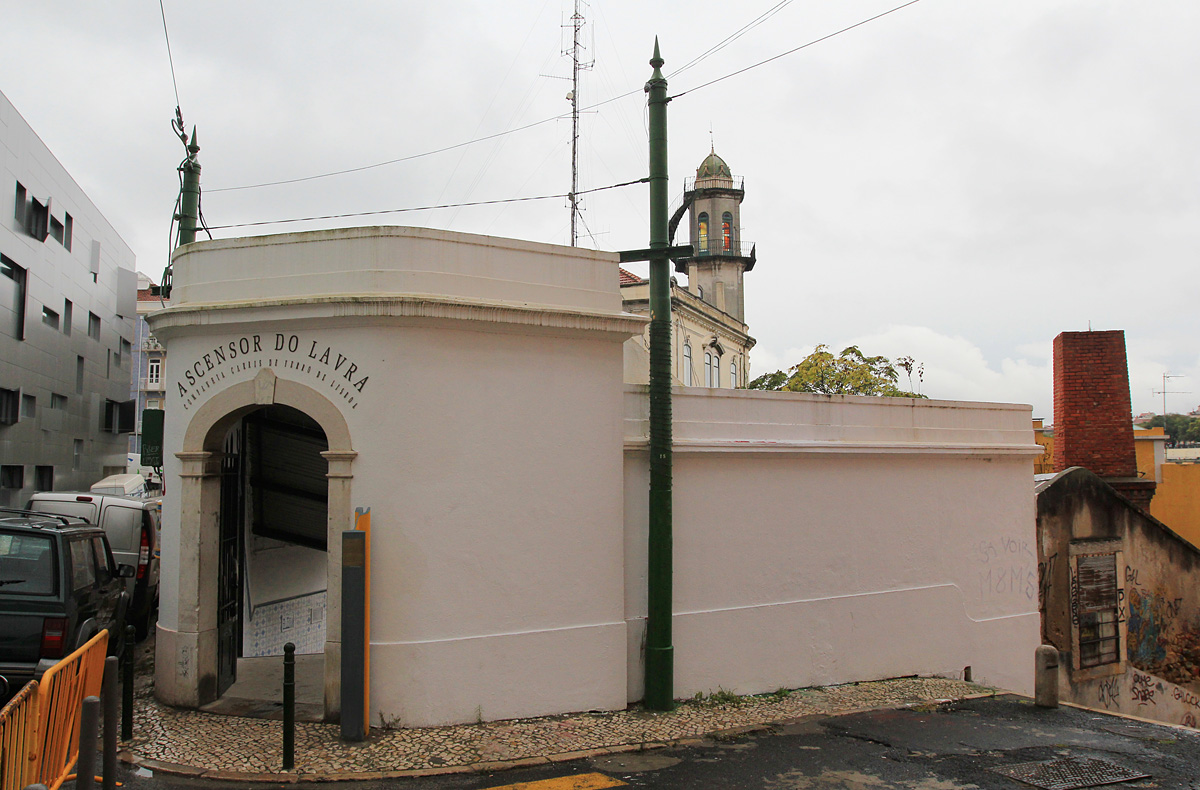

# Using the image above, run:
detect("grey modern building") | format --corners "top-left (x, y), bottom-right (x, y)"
top-left (1, 89), bottom-right (137, 506)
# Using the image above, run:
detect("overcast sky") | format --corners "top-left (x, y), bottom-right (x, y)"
top-left (3, 0), bottom-right (1197, 419)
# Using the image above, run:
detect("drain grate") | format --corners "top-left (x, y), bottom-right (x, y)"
top-left (989, 757), bottom-right (1150, 790)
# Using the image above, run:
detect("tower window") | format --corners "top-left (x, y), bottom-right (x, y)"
top-left (730, 360), bottom-right (737, 388)
top-left (722, 212), bottom-right (732, 251)
top-left (698, 213), bottom-right (709, 253)
top-left (704, 352), bottom-right (713, 387)
top-left (683, 341), bottom-right (693, 386)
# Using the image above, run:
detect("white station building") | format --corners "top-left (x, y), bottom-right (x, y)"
top-left (150, 225), bottom-right (1041, 727)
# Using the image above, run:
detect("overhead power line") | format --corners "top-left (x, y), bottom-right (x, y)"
top-left (158, 0), bottom-right (182, 109)
top-left (203, 177), bottom-right (649, 231)
top-left (672, 0), bottom-right (923, 99)
top-left (208, 0), bottom-right (921, 194)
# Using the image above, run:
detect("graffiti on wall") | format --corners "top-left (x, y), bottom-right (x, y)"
top-left (1124, 565), bottom-right (1200, 687)
top-left (1091, 669), bottom-right (1200, 729)
top-left (975, 536), bottom-right (1036, 601)
top-left (1037, 552), bottom-right (1058, 610)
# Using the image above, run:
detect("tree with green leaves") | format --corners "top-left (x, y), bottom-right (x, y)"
top-left (747, 345), bottom-right (926, 397)
top-left (1137, 413), bottom-right (1200, 446)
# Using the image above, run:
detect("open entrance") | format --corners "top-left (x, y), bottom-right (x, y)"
top-left (205, 404), bottom-right (329, 721)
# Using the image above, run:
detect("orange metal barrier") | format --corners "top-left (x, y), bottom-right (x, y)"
top-left (30, 630), bottom-right (109, 790)
top-left (0, 679), bottom-right (40, 790)
top-left (0, 630), bottom-right (112, 790)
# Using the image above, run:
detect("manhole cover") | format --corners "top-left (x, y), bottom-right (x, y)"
top-left (989, 757), bottom-right (1150, 790)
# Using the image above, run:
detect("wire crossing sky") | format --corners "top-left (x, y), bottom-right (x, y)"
top-left (2, 0), bottom-right (1197, 420)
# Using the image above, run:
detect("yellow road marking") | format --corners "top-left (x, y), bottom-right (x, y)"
top-left (484, 773), bottom-right (626, 790)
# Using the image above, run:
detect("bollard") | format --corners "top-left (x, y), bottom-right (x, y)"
top-left (77, 696), bottom-right (101, 790)
top-left (103, 656), bottom-right (118, 790)
top-left (1035, 644), bottom-right (1060, 708)
top-left (283, 642), bottom-right (295, 770)
top-left (121, 625), bottom-right (135, 740)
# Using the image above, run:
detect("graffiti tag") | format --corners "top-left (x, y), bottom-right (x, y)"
top-left (1130, 671), bottom-right (1159, 706)
top-left (1173, 687), bottom-right (1200, 710)
top-left (1097, 677), bottom-right (1121, 709)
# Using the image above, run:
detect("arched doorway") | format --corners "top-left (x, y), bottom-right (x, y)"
top-left (205, 405), bottom-right (330, 720)
top-left (166, 370), bottom-right (355, 721)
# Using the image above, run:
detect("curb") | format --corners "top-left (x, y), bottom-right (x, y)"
top-left (118, 688), bottom-right (1005, 781)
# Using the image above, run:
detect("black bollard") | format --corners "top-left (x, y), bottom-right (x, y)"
top-left (103, 656), bottom-right (118, 790)
top-left (121, 625), bottom-right (135, 741)
top-left (77, 696), bottom-right (101, 790)
top-left (283, 642), bottom-right (295, 770)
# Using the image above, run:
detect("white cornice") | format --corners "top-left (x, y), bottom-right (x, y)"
top-left (148, 294), bottom-right (647, 339)
top-left (623, 438), bottom-right (1045, 456)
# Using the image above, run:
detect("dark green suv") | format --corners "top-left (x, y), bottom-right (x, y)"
top-left (0, 508), bottom-right (132, 700)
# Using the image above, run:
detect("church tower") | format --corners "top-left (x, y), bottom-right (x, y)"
top-left (673, 149), bottom-right (755, 321)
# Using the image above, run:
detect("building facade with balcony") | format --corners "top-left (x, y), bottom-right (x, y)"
top-left (0, 89), bottom-right (137, 506)
top-left (128, 272), bottom-right (168, 475)
top-left (621, 149), bottom-right (756, 387)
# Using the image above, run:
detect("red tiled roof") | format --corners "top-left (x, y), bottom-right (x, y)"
top-left (136, 288), bottom-right (157, 301)
top-left (619, 267), bottom-right (644, 285)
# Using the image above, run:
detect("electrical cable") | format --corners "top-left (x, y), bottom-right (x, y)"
top-left (204, 177), bottom-right (649, 231)
top-left (671, 0), bottom-right (923, 100)
top-left (667, 0), bottom-right (793, 80)
top-left (206, 1), bottom-right (919, 195)
top-left (158, 0), bottom-right (182, 110)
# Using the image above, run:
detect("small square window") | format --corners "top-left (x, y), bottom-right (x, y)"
top-left (76, 356), bottom-right (84, 394)
top-left (88, 312), bottom-right (101, 340)
top-left (42, 306), bottom-right (60, 330)
top-left (0, 465), bottom-right (23, 489)
top-left (63, 299), bottom-right (72, 335)
top-left (26, 196), bottom-right (48, 241)
top-left (21, 394), bottom-right (35, 419)
top-left (0, 388), bottom-right (17, 425)
top-left (49, 216), bottom-right (64, 244)
top-left (63, 213), bottom-right (73, 251)
top-left (1, 254), bottom-right (27, 341)
top-left (50, 393), bottom-right (67, 410)
top-left (14, 182), bottom-right (26, 225)
top-left (34, 465), bottom-right (53, 492)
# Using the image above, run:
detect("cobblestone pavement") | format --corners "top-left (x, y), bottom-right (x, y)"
top-left (121, 676), bottom-right (993, 780)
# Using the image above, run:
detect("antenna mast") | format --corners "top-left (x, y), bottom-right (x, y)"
top-left (565, 0), bottom-right (593, 245)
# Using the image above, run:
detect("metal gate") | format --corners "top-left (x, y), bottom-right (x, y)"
top-left (216, 424), bottom-right (243, 697)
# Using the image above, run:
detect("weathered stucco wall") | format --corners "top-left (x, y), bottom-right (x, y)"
top-left (624, 387), bottom-right (1041, 701)
top-left (1037, 467), bottom-right (1200, 729)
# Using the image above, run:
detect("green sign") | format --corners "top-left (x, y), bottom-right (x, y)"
top-left (141, 408), bottom-right (165, 467)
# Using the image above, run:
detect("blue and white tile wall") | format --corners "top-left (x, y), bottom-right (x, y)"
top-left (242, 590), bottom-right (326, 656)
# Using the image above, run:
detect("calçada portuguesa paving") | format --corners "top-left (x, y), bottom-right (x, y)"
top-left (120, 673), bottom-right (991, 780)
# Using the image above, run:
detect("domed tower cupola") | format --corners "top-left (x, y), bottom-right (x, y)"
top-left (696, 151), bottom-right (732, 181)
top-left (668, 148), bottom-right (755, 322)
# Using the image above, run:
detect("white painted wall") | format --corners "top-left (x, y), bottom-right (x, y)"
top-left (152, 227), bottom-right (641, 725)
top-left (623, 387), bottom-right (1041, 701)
top-left (151, 226), bottom-right (1039, 728)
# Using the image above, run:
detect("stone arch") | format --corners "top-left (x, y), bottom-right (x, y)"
top-left (170, 369), bottom-right (356, 719)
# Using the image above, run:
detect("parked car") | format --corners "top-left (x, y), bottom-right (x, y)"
top-left (0, 508), bottom-right (132, 701)
top-left (26, 493), bottom-right (161, 639)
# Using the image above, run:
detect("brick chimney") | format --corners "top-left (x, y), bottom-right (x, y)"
top-left (1052, 330), bottom-right (1155, 509)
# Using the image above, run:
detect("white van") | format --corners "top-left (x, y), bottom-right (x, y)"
top-left (90, 474), bottom-right (148, 498)
top-left (26, 492), bottom-right (161, 639)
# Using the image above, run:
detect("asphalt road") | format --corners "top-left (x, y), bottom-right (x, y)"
top-left (109, 695), bottom-right (1200, 790)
